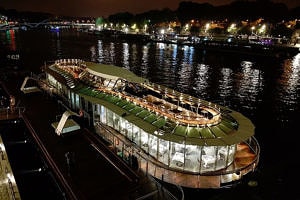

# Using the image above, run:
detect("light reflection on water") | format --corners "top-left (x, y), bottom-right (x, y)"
top-left (279, 53), bottom-right (300, 105)
top-left (218, 67), bottom-right (233, 104)
top-left (236, 61), bottom-right (263, 110)
top-left (275, 53), bottom-right (300, 122)
top-left (193, 63), bottom-right (209, 98)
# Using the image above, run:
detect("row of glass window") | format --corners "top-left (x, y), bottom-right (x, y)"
top-left (94, 103), bottom-right (236, 173)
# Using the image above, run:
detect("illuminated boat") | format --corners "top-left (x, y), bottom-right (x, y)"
top-left (43, 59), bottom-right (260, 188)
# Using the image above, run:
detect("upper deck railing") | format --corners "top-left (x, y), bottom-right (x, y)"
top-left (53, 60), bottom-right (223, 127)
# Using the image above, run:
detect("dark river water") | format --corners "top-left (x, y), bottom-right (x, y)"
top-left (1, 29), bottom-right (300, 199)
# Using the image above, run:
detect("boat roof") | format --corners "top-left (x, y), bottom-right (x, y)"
top-left (85, 62), bottom-right (148, 84)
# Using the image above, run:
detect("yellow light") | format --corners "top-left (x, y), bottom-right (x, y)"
top-left (131, 23), bottom-right (136, 29)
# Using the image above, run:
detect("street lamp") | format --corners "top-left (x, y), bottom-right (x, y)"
top-left (251, 26), bottom-right (255, 35)
top-left (205, 23), bottom-right (210, 33)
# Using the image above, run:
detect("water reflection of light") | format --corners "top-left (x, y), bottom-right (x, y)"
top-left (131, 44), bottom-right (138, 66)
top-left (123, 43), bottom-right (129, 69)
top-left (156, 47), bottom-right (176, 85)
top-left (141, 45), bottom-right (149, 77)
top-left (240, 61), bottom-right (253, 70)
top-left (189, 47), bottom-right (194, 63)
top-left (218, 68), bottom-right (233, 101)
top-left (52, 30), bottom-right (62, 58)
top-left (193, 64), bottom-right (209, 98)
top-left (172, 44), bottom-right (178, 66)
top-left (90, 46), bottom-right (96, 62)
top-left (96, 41), bottom-right (116, 64)
top-left (177, 63), bottom-right (192, 91)
top-left (97, 40), bottom-right (103, 63)
top-left (292, 53), bottom-right (300, 70)
top-left (109, 42), bottom-right (115, 63)
top-left (280, 53), bottom-right (300, 104)
top-left (182, 45), bottom-right (194, 64)
top-left (158, 43), bottom-right (165, 66)
top-left (6, 29), bottom-right (16, 51)
top-left (173, 45), bottom-right (195, 92)
top-left (236, 60), bottom-right (263, 109)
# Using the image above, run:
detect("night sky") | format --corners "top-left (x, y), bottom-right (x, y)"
top-left (1, 0), bottom-right (299, 17)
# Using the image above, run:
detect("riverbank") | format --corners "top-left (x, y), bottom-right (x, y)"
top-left (90, 30), bottom-right (300, 58)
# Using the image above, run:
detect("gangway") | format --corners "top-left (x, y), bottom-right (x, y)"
top-left (51, 110), bottom-right (81, 136)
top-left (20, 76), bottom-right (42, 94)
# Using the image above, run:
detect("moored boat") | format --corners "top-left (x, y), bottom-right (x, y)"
top-left (41, 59), bottom-right (260, 188)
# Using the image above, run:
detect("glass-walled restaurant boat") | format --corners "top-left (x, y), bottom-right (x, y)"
top-left (42, 59), bottom-right (260, 188)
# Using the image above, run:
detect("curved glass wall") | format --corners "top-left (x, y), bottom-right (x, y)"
top-left (93, 103), bottom-right (236, 173)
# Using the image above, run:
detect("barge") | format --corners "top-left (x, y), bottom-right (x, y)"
top-left (41, 59), bottom-right (260, 188)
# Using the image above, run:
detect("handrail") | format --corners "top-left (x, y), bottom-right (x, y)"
top-left (96, 122), bottom-right (260, 177)
top-left (21, 114), bottom-right (79, 200)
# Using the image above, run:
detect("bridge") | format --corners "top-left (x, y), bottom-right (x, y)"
top-left (18, 19), bottom-right (95, 30)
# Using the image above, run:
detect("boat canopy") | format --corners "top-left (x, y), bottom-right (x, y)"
top-left (85, 62), bottom-right (148, 84)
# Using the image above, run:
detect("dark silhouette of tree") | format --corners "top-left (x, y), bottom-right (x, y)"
top-left (271, 23), bottom-right (293, 38)
top-left (108, 12), bottom-right (134, 25)
top-left (210, 27), bottom-right (224, 35)
top-left (176, 2), bottom-right (215, 23)
top-left (237, 25), bottom-right (252, 35)
top-left (136, 8), bottom-right (176, 25)
top-left (190, 25), bottom-right (200, 36)
top-left (290, 7), bottom-right (300, 19)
